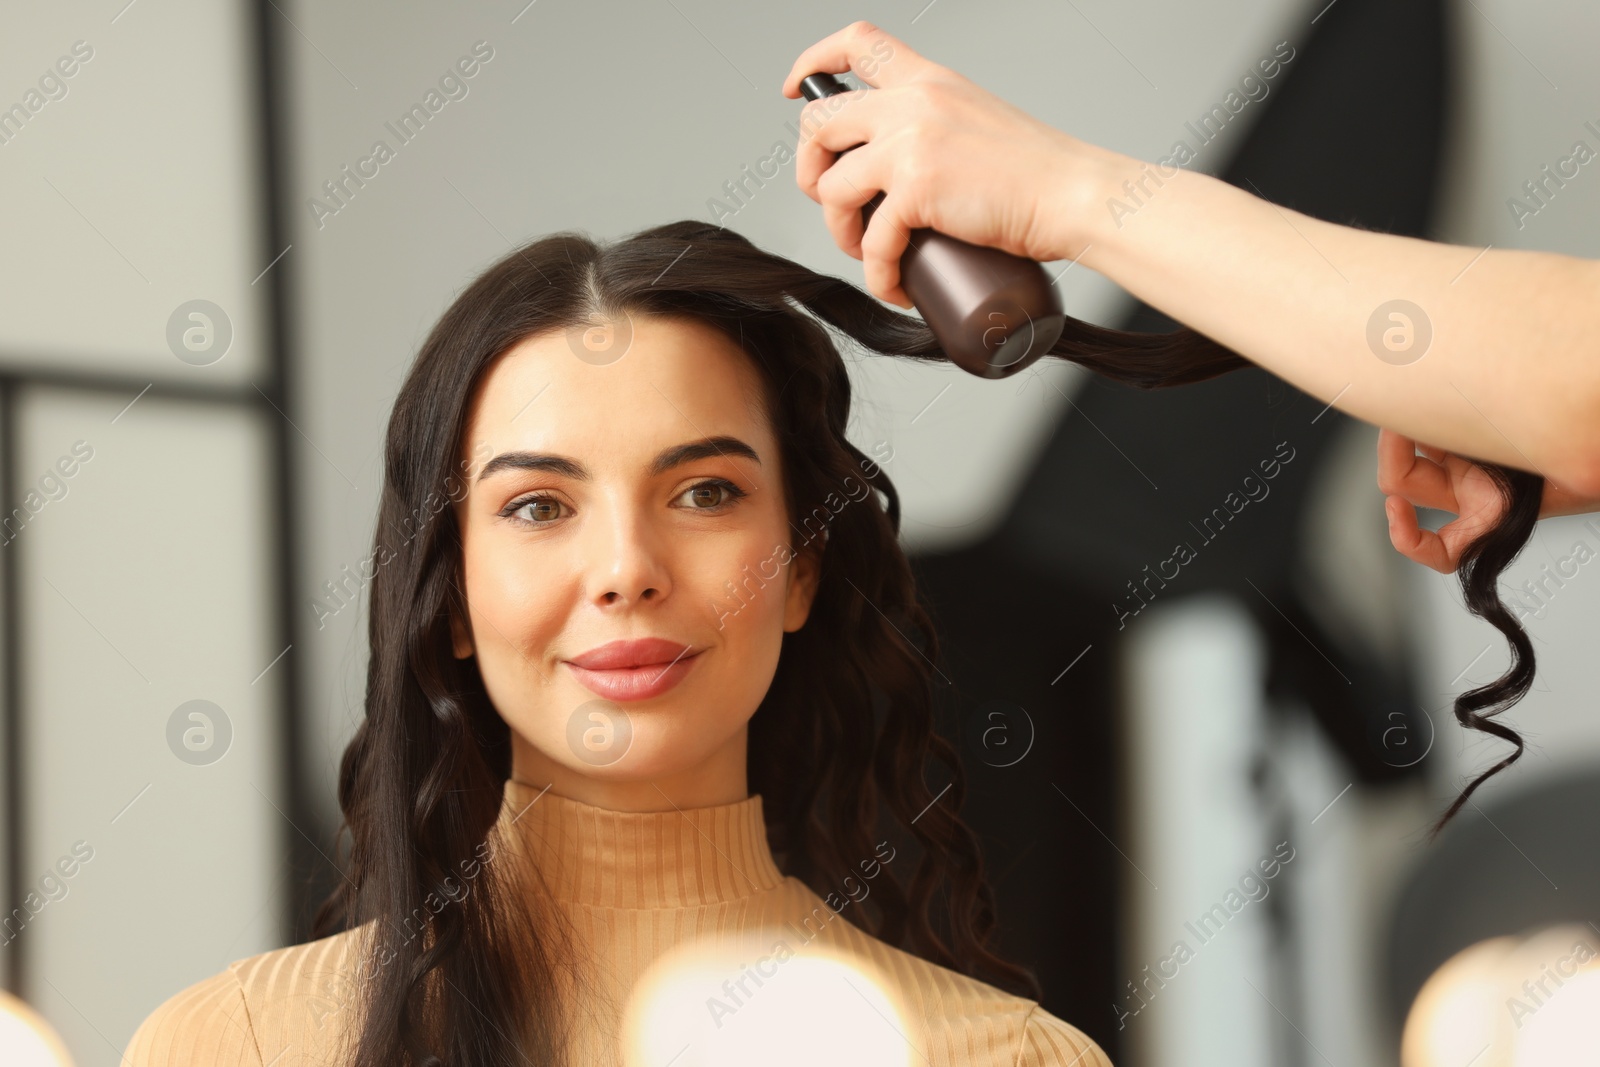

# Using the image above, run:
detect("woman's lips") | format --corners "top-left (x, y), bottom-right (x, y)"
top-left (563, 650), bottom-right (702, 702)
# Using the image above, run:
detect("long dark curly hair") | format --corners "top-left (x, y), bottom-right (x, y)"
top-left (312, 218), bottom-right (1541, 1065)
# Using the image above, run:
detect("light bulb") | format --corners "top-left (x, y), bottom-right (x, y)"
top-left (1401, 924), bottom-right (1600, 1067)
top-left (0, 989), bottom-right (74, 1067)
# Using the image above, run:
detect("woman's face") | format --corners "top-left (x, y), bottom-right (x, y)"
top-left (450, 312), bottom-right (820, 809)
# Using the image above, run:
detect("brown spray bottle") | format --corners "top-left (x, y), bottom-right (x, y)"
top-left (798, 72), bottom-right (1065, 380)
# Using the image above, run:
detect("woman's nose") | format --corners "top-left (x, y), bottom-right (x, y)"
top-left (587, 501), bottom-right (672, 607)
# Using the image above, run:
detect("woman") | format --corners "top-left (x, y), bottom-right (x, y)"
top-left (127, 220), bottom-right (1114, 1067)
top-left (128, 195), bottom-right (1550, 1062)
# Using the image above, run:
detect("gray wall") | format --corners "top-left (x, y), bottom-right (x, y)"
top-left (0, 0), bottom-right (285, 1062)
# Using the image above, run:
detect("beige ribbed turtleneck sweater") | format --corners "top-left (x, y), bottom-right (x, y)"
top-left (127, 779), bottom-right (1112, 1066)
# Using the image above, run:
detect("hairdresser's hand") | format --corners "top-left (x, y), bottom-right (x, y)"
top-left (1378, 428), bottom-right (1600, 573)
top-left (781, 21), bottom-right (1120, 308)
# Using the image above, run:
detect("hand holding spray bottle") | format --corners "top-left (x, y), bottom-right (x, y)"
top-left (797, 72), bottom-right (1065, 380)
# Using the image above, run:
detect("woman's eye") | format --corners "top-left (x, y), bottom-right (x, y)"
top-left (508, 496), bottom-right (565, 525)
top-left (677, 479), bottom-right (746, 511)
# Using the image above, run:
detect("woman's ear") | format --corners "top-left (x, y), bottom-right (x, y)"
top-left (782, 543), bottom-right (822, 633)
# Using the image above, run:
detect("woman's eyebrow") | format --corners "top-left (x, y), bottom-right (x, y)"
top-left (475, 435), bottom-right (762, 483)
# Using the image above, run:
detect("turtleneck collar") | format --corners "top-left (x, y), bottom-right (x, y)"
top-left (498, 778), bottom-right (786, 909)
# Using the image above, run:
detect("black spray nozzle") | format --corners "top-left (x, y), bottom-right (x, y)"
top-left (798, 72), bottom-right (850, 101)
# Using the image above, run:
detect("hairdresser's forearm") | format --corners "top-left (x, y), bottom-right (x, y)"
top-left (1067, 155), bottom-right (1600, 495)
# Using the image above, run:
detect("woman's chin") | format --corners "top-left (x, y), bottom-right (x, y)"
top-left (543, 700), bottom-right (706, 778)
